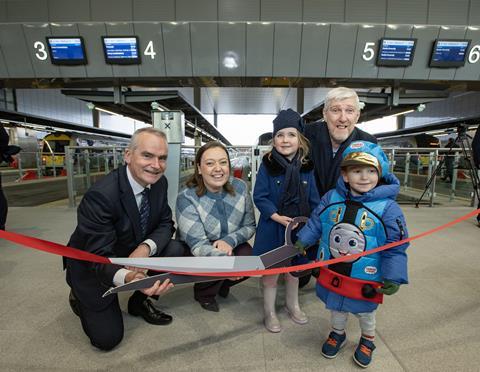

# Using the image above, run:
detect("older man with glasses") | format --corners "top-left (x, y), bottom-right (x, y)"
top-left (299, 87), bottom-right (377, 288)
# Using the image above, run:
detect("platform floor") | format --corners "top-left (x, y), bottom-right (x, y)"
top-left (1, 203), bottom-right (480, 371)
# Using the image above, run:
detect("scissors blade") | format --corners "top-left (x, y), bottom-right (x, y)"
top-left (103, 244), bottom-right (299, 297)
top-left (103, 272), bottom-right (231, 297)
top-left (260, 244), bottom-right (299, 268)
top-left (109, 255), bottom-right (266, 273)
top-left (103, 216), bottom-right (307, 296)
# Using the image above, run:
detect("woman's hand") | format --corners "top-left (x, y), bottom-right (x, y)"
top-left (212, 240), bottom-right (234, 256)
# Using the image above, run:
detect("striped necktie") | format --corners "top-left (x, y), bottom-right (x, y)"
top-left (139, 188), bottom-right (150, 238)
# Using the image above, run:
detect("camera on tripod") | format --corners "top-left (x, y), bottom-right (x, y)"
top-left (416, 123), bottom-right (480, 208)
top-left (456, 123), bottom-right (469, 137)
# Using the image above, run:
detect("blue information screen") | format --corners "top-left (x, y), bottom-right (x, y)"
top-left (430, 40), bottom-right (470, 67)
top-left (103, 37), bottom-right (140, 64)
top-left (377, 39), bottom-right (416, 66)
top-left (46, 37), bottom-right (87, 65)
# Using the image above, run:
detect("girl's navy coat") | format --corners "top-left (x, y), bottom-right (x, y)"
top-left (253, 154), bottom-right (320, 255)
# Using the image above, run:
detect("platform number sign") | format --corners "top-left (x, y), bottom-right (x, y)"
top-left (144, 40), bottom-right (156, 59)
top-left (362, 42), bottom-right (376, 61)
top-left (363, 40), bottom-right (480, 66)
top-left (468, 45), bottom-right (480, 64)
top-left (34, 41), bottom-right (48, 61)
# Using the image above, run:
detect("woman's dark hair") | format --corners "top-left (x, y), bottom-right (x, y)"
top-left (186, 141), bottom-right (235, 197)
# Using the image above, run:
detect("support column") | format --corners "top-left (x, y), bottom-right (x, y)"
top-left (297, 87), bottom-right (304, 114)
top-left (152, 110), bottom-right (185, 210)
top-left (92, 109), bottom-right (100, 128)
top-left (194, 87), bottom-right (201, 110)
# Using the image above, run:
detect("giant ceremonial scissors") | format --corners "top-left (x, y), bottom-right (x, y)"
top-left (103, 216), bottom-right (307, 297)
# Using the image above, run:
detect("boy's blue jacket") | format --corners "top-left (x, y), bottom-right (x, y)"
top-left (297, 173), bottom-right (409, 313)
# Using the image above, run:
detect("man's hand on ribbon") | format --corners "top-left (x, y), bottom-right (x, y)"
top-left (124, 243), bottom-right (151, 273)
top-left (376, 280), bottom-right (400, 295)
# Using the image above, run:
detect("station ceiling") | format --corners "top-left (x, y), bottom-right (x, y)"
top-left (61, 88), bottom-right (231, 145)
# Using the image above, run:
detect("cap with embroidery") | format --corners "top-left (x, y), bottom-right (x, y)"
top-left (341, 141), bottom-right (390, 177)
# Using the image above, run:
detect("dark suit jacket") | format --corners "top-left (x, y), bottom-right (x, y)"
top-left (66, 165), bottom-right (175, 310)
top-left (472, 124), bottom-right (480, 169)
top-left (305, 121), bottom-right (377, 197)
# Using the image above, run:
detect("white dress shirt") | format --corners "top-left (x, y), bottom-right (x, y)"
top-left (112, 166), bottom-right (158, 286)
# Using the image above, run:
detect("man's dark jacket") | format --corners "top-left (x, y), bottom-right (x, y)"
top-left (66, 165), bottom-right (175, 310)
top-left (472, 124), bottom-right (480, 169)
top-left (305, 121), bottom-right (377, 197)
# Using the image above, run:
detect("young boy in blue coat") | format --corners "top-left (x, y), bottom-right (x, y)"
top-left (295, 141), bottom-right (409, 368)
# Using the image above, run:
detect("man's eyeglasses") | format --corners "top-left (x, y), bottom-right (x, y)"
top-left (327, 107), bottom-right (357, 116)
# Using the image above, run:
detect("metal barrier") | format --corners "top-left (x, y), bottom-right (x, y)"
top-left (2, 144), bottom-right (478, 209)
top-left (383, 147), bottom-right (479, 207)
top-left (64, 146), bottom-right (125, 207)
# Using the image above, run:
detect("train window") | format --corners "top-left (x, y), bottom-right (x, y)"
top-left (43, 140), bottom-right (70, 153)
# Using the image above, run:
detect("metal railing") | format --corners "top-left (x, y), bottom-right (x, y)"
top-left (383, 147), bottom-right (479, 207)
top-left (2, 144), bottom-right (478, 209)
top-left (64, 146), bottom-right (125, 207)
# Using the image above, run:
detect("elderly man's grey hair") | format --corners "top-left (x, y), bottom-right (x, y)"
top-left (323, 87), bottom-right (361, 112)
top-left (128, 127), bottom-right (167, 150)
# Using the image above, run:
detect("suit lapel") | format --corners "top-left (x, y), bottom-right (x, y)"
top-left (119, 165), bottom-right (143, 242)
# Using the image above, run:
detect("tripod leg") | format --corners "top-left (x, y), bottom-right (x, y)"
top-left (415, 151), bottom-right (445, 207)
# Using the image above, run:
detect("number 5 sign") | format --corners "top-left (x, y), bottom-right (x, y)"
top-left (362, 42), bottom-right (376, 61)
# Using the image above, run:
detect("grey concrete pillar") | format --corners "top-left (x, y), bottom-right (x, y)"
top-left (152, 110), bottom-right (185, 210)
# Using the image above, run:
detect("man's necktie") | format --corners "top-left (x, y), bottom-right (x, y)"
top-left (139, 188), bottom-right (150, 238)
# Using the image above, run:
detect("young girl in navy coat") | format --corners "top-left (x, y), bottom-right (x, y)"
top-left (253, 109), bottom-right (320, 333)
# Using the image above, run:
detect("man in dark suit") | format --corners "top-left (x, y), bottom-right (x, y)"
top-left (300, 87), bottom-right (377, 287)
top-left (66, 127), bottom-right (184, 351)
top-left (472, 124), bottom-right (480, 225)
top-left (0, 124), bottom-right (20, 230)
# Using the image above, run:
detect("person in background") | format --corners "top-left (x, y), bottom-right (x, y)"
top-left (253, 109), bottom-right (320, 333)
top-left (471, 124), bottom-right (480, 225)
top-left (66, 127), bottom-right (184, 351)
top-left (176, 141), bottom-right (256, 312)
top-left (441, 137), bottom-right (455, 183)
top-left (0, 124), bottom-right (20, 230)
top-left (300, 87), bottom-right (377, 288)
top-left (295, 141), bottom-right (409, 368)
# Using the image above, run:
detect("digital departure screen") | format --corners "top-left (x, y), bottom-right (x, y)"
top-left (46, 37), bottom-right (87, 65)
top-left (376, 38), bottom-right (416, 67)
top-left (102, 36), bottom-right (140, 64)
top-left (429, 39), bottom-right (470, 67)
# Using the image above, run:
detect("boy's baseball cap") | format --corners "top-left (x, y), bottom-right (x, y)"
top-left (341, 141), bottom-right (390, 178)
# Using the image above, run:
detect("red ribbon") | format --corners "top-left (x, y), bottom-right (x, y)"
top-left (0, 230), bottom-right (110, 264)
top-left (1, 209), bottom-right (479, 277)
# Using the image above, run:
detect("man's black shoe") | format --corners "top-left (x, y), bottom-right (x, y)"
top-left (69, 290), bottom-right (80, 317)
top-left (128, 298), bottom-right (173, 325)
top-left (218, 283), bottom-right (230, 298)
top-left (199, 299), bottom-right (219, 312)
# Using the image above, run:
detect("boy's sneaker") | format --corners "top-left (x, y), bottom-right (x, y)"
top-left (321, 331), bottom-right (346, 358)
top-left (353, 337), bottom-right (376, 368)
